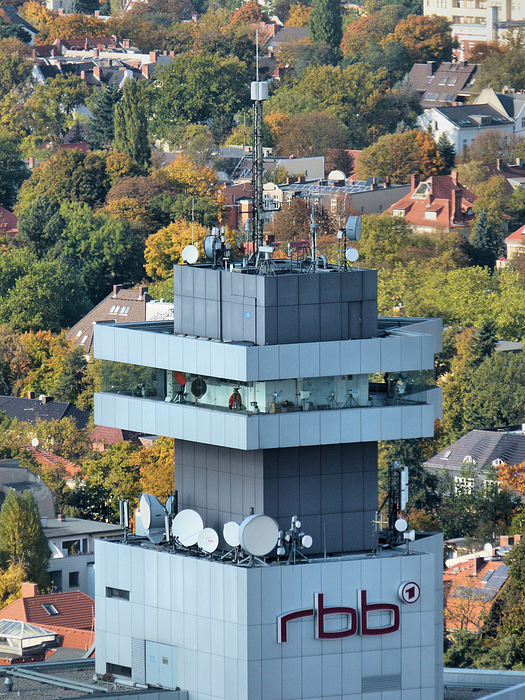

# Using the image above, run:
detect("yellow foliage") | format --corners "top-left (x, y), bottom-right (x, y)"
top-left (155, 154), bottom-right (223, 207)
top-left (0, 563), bottom-right (25, 608)
top-left (99, 197), bottom-right (152, 231)
top-left (20, 1), bottom-right (54, 33)
top-left (285, 4), bottom-right (311, 26)
top-left (144, 220), bottom-right (207, 280)
top-left (133, 437), bottom-right (175, 502)
top-left (497, 462), bottom-right (525, 496)
top-left (264, 111), bottom-right (291, 143)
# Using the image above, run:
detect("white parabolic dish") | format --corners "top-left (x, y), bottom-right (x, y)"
top-left (172, 509), bottom-right (204, 546)
top-left (223, 521), bottom-right (241, 548)
top-left (239, 514), bottom-right (279, 556)
top-left (198, 528), bottom-right (219, 553)
top-left (182, 244), bottom-right (198, 264)
top-left (139, 493), bottom-right (166, 530)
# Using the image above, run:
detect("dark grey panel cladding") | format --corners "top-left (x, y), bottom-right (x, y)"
top-left (173, 266), bottom-right (377, 344)
top-left (175, 439), bottom-right (378, 555)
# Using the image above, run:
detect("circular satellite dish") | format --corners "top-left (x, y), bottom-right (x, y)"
top-left (165, 495), bottom-right (175, 514)
top-left (345, 248), bottom-right (359, 263)
top-left (351, 387), bottom-right (360, 399)
top-left (223, 521), bottom-right (241, 547)
top-left (172, 509), bottom-right (203, 546)
top-left (345, 215), bottom-right (361, 241)
top-left (198, 528), bottom-right (219, 553)
top-left (394, 518), bottom-right (408, 532)
top-left (182, 244), bottom-right (198, 264)
top-left (31, 437), bottom-right (39, 447)
top-left (191, 377), bottom-right (207, 399)
top-left (174, 371), bottom-right (186, 386)
top-left (301, 534), bottom-right (313, 549)
top-left (204, 235), bottom-right (217, 261)
top-left (328, 169), bottom-right (346, 181)
top-left (239, 514), bottom-right (279, 557)
top-left (139, 493), bottom-right (167, 530)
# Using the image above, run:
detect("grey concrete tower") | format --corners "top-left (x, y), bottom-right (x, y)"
top-left (94, 261), bottom-right (441, 556)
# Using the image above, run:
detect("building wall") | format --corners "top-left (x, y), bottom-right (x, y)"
top-left (95, 539), bottom-right (441, 700)
top-left (175, 441), bottom-right (378, 554)
top-left (48, 552), bottom-right (94, 595)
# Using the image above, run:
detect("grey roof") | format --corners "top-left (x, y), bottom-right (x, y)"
top-left (1, 5), bottom-right (38, 34)
top-left (0, 396), bottom-right (90, 431)
top-left (432, 104), bottom-right (513, 128)
top-left (281, 178), bottom-right (402, 196)
top-left (492, 92), bottom-right (525, 119)
top-left (408, 60), bottom-right (477, 109)
top-left (0, 619), bottom-right (56, 640)
top-left (424, 429), bottom-right (525, 473)
top-left (43, 517), bottom-right (123, 540)
top-left (450, 564), bottom-right (509, 602)
top-left (265, 27), bottom-right (309, 46)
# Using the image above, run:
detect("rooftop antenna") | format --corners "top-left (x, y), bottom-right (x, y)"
top-left (309, 198), bottom-right (318, 273)
top-left (251, 29), bottom-right (268, 265)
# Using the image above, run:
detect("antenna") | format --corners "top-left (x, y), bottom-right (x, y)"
top-left (238, 514), bottom-right (279, 565)
top-left (182, 244), bottom-right (198, 265)
top-left (251, 52), bottom-right (268, 262)
top-left (119, 499), bottom-right (129, 541)
top-left (309, 198), bottom-right (318, 273)
top-left (138, 493), bottom-right (167, 544)
top-left (277, 515), bottom-right (313, 564)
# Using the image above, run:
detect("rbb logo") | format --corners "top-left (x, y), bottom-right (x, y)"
top-left (277, 590), bottom-right (402, 643)
top-left (398, 581), bottom-right (420, 604)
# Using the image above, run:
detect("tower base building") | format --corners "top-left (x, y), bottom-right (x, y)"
top-left (93, 261), bottom-right (443, 700)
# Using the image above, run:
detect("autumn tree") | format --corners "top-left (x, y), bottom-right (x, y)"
top-left (355, 129), bottom-right (444, 183)
top-left (341, 6), bottom-right (402, 59)
top-left (269, 110), bottom-right (349, 157)
top-left (497, 462), bottom-right (525, 496)
top-left (0, 38), bottom-right (33, 97)
top-left (285, 3), bottom-right (311, 26)
top-left (113, 79), bottom-right (150, 168)
top-left (459, 130), bottom-right (521, 166)
top-left (0, 490), bottom-right (50, 589)
top-left (134, 437), bottom-right (175, 501)
top-left (144, 221), bottom-right (207, 279)
top-left (472, 176), bottom-right (509, 231)
top-left (476, 30), bottom-right (525, 92)
top-left (230, 0), bottom-right (267, 24)
top-left (383, 14), bottom-right (458, 64)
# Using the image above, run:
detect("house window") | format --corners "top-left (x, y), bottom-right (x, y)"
top-left (42, 603), bottom-right (59, 616)
top-left (330, 198), bottom-right (337, 212)
top-left (441, 449), bottom-right (452, 460)
top-left (454, 476), bottom-right (475, 494)
top-left (393, 209), bottom-right (405, 217)
top-left (463, 455), bottom-right (476, 465)
top-left (106, 586), bottom-right (130, 600)
top-left (106, 663), bottom-right (132, 678)
top-left (449, 77), bottom-right (458, 85)
top-left (424, 211), bottom-right (437, 220)
top-left (69, 571), bottom-right (79, 588)
top-left (492, 458), bottom-right (504, 466)
top-left (521, 117), bottom-right (525, 129)
top-left (439, 77), bottom-right (448, 85)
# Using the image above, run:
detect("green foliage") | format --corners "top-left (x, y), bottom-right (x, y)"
top-left (0, 39), bottom-right (32, 98)
top-left (472, 176), bottom-right (509, 231)
top-left (53, 347), bottom-right (89, 406)
top-left (469, 210), bottom-right (501, 270)
top-left (25, 74), bottom-right (89, 143)
top-left (17, 196), bottom-right (64, 258)
top-left (309, 0), bottom-right (342, 57)
top-left (357, 214), bottom-right (412, 267)
top-left (86, 84), bottom-right (121, 149)
top-left (0, 490), bottom-right (50, 589)
top-left (476, 29), bottom-right (525, 92)
top-left (113, 79), bottom-right (150, 167)
top-left (0, 20), bottom-right (30, 43)
top-left (0, 129), bottom-right (28, 208)
top-left (437, 132), bottom-right (456, 173)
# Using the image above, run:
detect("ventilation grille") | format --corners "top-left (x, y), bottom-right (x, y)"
top-left (131, 638), bottom-right (146, 684)
top-left (362, 674), bottom-right (402, 692)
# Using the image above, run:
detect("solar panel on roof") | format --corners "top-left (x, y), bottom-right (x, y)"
top-left (481, 570), bottom-right (494, 583)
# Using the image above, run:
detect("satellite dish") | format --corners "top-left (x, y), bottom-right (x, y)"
top-left (204, 235), bottom-right (222, 262)
top-left (172, 509), bottom-right (203, 546)
top-left (259, 245), bottom-right (274, 254)
top-left (351, 387), bottom-right (360, 399)
top-left (301, 534), bottom-right (313, 549)
top-left (31, 437), bottom-right (39, 447)
top-left (394, 518), bottom-right (408, 532)
top-left (223, 521), bottom-right (241, 547)
top-left (398, 381), bottom-right (407, 395)
top-left (345, 248), bottom-right (359, 263)
top-left (327, 169), bottom-right (346, 182)
top-left (165, 495), bottom-right (176, 515)
top-left (345, 216), bottom-right (361, 241)
top-left (174, 371), bottom-right (186, 386)
top-left (198, 528), bottom-right (219, 553)
top-left (182, 244), bottom-right (198, 264)
top-left (191, 377), bottom-right (207, 399)
top-left (148, 530), bottom-right (166, 544)
top-left (239, 514), bottom-right (279, 557)
top-left (404, 529), bottom-right (416, 542)
top-left (139, 493), bottom-right (167, 530)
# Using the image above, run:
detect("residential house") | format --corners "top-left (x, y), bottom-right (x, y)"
top-left (0, 207), bottom-right (17, 240)
top-left (24, 447), bottom-right (81, 489)
top-left (0, 5), bottom-right (38, 44)
top-left (0, 584), bottom-right (95, 652)
top-left (44, 516), bottom-right (123, 597)
top-left (443, 537), bottom-right (514, 632)
top-left (385, 172), bottom-right (476, 232)
top-left (424, 427), bottom-right (525, 489)
top-left (66, 285), bottom-right (158, 355)
top-left (0, 460), bottom-right (55, 519)
top-left (89, 425), bottom-right (152, 453)
top-left (407, 60), bottom-right (477, 110)
top-left (417, 103), bottom-right (514, 155)
top-left (474, 88), bottom-right (525, 139)
top-left (0, 394), bottom-right (90, 431)
top-left (504, 223), bottom-right (525, 262)
top-left (264, 26), bottom-right (310, 56)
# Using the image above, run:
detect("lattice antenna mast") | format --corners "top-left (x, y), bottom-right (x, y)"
top-left (251, 29), bottom-right (268, 260)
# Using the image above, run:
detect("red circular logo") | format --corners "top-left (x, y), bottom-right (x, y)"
top-left (398, 581), bottom-right (420, 604)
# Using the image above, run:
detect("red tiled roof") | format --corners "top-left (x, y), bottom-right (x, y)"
top-left (24, 446), bottom-right (80, 480)
top-left (386, 175), bottom-right (476, 229)
top-left (89, 425), bottom-right (148, 448)
top-left (505, 224), bottom-right (525, 243)
top-left (0, 591), bottom-right (94, 632)
top-left (0, 206), bottom-right (17, 238)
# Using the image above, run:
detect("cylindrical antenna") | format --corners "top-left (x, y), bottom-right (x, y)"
top-left (191, 197), bottom-right (194, 245)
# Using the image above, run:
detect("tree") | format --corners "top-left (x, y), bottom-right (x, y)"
top-left (0, 20), bottom-right (30, 43)
top-left (0, 490), bottom-right (50, 589)
top-left (437, 132), bottom-right (456, 174)
top-left (17, 196), bottom-right (64, 258)
top-left (459, 130), bottom-right (521, 165)
top-left (150, 54), bottom-right (251, 142)
top-left (383, 14), bottom-right (458, 64)
top-left (476, 30), bottom-right (525, 93)
top-left (472, 176), bottom-right (509, 231)
top-left (269, 110), bottom-right (349, 158)
top-left (230, 0), bottom-right (266, 24)
top-left (25, 74), bottom-right (89, 142)
top-left (144, 220), bottom-right (207, 279)
top-left (0, 38), bottom-right (32, 97)
top-left (86, 84), bottom-right (121, 149)
top-left (309, 0), bottom-right (342, 58)
top-left (355, 129), bottom-right (444, 183)
top-left (473, 318), bottom-right (497, 365)
top-left (53, 348), bottom-right (88, 406)
top-left (286, 4), bottom-right (310, 26)
top-left (341, 6), bottom-right (402, 59)
top-left (469, 210), bottom-right (501, 270)
top-left (0, 129), bottom-right (28, 208)
top-left (113, 79), bottom-right (150, 168)
top-left (135, 437), bottom-right (174, 501)
top-left (357, 214), bottom-right (412, 268)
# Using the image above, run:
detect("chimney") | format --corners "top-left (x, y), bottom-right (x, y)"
top-left (51, 47), bottom-right (57, 57)
top-left (515, 534), bottom-right (522, 543)
top-left (80, 70), bottom-right (86, 80)
top-left (57, 7), bottom-right (63, 13)
top-left (149, 50), bottom-right (158, 63)
top-left (27, 391), bottom-right (35, 399)
top-left (94, 9), bottom-right (99, 16)
top-left (297, 175), bottom-right (305, 183)
top-left (426, 60), bottom-right (437, 77)
top-left (138, 285), bottom-right (149, 298)
top-left (497, 158), bottom-right (503, 171)
top-left (453, 187), bottom-right (463, 223)
top-left (40, 395), bottom-right (53, 405)
top-left (113, 284), bottom-right (122, 296)
top-left (41, 517), bottom-right (47, 528)
top-left (517, 157), bottom-right (523, 167)
top-left (93, 65), bottom-right (101, 80)
top-left (32, 47), bottom-right (37, 57)
top-left (385, 176), bottom-right (391, 187)
top-left (141, 64), bottom-right (150, 79)
top-left (370, 177), bottom-right (378, 190)
top-left (163, 50), bottom-right (168, 56)
top-left (410, 173), bottom-right (420, 190)
top-left (21, 583), bottom-right (38, 598)
top-left (122, 39), bottom-right (130, 49)
top-left (500, 535), bottom-right (513, 547)
top-left (451, 170), bottom-right (459, 185)
top-left (28, 157), bottom-right (34, 168)
top-left (472, 557), bottom-right (484, 575)
top-left (58, 514), bottom-right (66, 522)
top-left (84, 38), bottom-right (89, 50)
top-left (93, 48), bottom-right (99, 58)
top-left (169, 51), bottom-right (175, 57)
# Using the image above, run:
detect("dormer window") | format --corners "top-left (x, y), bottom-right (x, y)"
top-left (424, 211), bottom-right (437, 220)
top-left (413, 183), bottom-right (430, 198)
top-left (393, 209), bottom-right (405, 217)
top-left (463, 455), bottom-right (476, 465)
